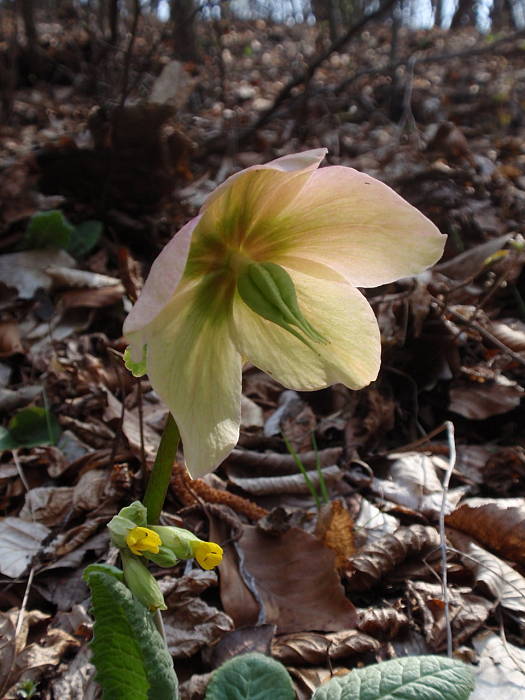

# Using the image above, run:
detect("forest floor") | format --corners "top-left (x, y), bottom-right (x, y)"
top-left (1, 12), bottom-right (525, 699)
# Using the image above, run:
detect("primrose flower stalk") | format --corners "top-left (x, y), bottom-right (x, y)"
top-left (124, 150), bottom-right (446, 477)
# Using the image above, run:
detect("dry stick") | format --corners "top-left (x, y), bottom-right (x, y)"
top-left (15, 566), bottom-right (35, 638)
top-left (119, 0), bottom-right (141, 108)
top-left (439, 420), bottom-right (456, 658)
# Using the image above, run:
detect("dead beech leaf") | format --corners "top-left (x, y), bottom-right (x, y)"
top-left (0, 613), bottom-right (16, 698)
top-left (103, 389), bottom-right (160, 459)
top-left (229, 525), bottom-right (357, 633)
top-left (315, 500), bottom-right (355, 569)
top-left (0, 249), bottom-right (76, 299)
top-left (0, 321), bottom-right (24, 357)
top-left (449, 375), bottom-right (524, 419)
top-left (408, 581), bottom-right (492, 651)
top-left (471, 631), bottom-right (525, 699)
top-left (49, 645), bottom-right (97, 700)
top-left (356, 606), bottom-right (409, 640)
top-left (228, 465), bottom-right (341, 495)
top-left (370, 452), bottom-right (465, 518)
top-left (288, 665), bottom-right (350, 700)
top-left (19, 486), bottom-right (74, 526)
top-left (446, 498), bottom-right (525, 566)
top-left (344, 525), bottom-right (440, 592)
top-left (162, 570), bottom-right (234, 658)
top-left (354, 497), bottom-right (399, 541)
top-left (489, 319), bottom-right (525, 352)
top-left (57, 284), bottom-right (124, 310)
top-left (10, 627), bottom-right (80, 689)
top-left (225, 447), bottom-right (343, 476)
top-left (271, 629), bottom-right (379, 665)
top-left (448, 529), bottom-right (525, 613)
top-left (45, 266), bottom-right (121, 289)
top-left (0, 517), bottom-right (50, 578)
top-left (207, 625), bottom-right (275, 669)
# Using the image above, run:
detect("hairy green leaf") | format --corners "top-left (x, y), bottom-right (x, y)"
top-left (205, 653), bottom-right (295, 700)
top-left (83, 566), bottom-right (178, 700)
top-left (0, 406), bottom-right (60, 451)
top-left (312, 655), bottom-right (475, 700)
top-left (23, 210), bottom-right (74, 249)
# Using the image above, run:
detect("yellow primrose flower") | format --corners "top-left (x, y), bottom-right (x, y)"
top-left (191, 541), bottom-right (223, 570)
top-left (124, 149), bottom-right (446, 476)
top-left (126, 526), bottom-right (162, 556)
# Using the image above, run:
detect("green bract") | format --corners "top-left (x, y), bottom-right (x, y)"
top-left (121, 551), bottom-right (167, 612)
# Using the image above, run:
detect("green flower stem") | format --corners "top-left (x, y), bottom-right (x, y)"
top-left (143, 413), bottom-right (180, 524)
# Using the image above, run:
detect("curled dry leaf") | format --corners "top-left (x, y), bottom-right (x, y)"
top-left (446, 498), bottom-right (525, 566)
top-left (448, 529), bottom-right (525, 614)
top-left (271, 629), bottom-right (379, 665)
top-left (206, 624), bottom-right (275, 669)
top-left (356, 606), bottom-right (409, 640)
top-left (354, 497), bottom-right (399, 542)
top-left (489, 319), bottom-right (525, 352)
top-left (162, 570), bottom-right (234, 658)
top-left (287, 666), bottom-right (350, 700)
top-left (0, 321), bottom-right (24, 357)
top-left (225, 447), bottom-right (343, 476)
top-left (408, 581), bottom-right (492, 652)
top-left (45, 266), bottom-right (121, 289)
top-left (228, 465), bottom-right (341, 496)
top-left (0, 517), bottom-right (50, 578)
top-left (344, 525), bottom-right (440, 592)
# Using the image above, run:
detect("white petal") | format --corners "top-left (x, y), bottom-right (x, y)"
top-left (145, 285), bottom-right (242, 477)
top-left (231, 268), bottom-right (381, 391)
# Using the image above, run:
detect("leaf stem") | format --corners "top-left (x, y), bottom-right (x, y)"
top-left (143, 413), bottom-right (180, 524)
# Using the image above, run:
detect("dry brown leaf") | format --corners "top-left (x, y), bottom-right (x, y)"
top-left (225, 447), bottom-right (343, 476)
top-left (0, 321), bottom-right (24, 357)
top-left (0, 249), bottom-right (76, 299)
top-left (228, 465), bottom-right (341, 496)
top-left (272, 629), bottom-right (379, 665)
top-left (0, 518), bottom-right (50, 578)
top-left (344, 525), bottom-right (440, 592)
top-left (489, 319), bottom-right (525, 351)
top-left (57, 284), bottom-right (124, 310)
top-left (207, 625), bottom-right (275, 669)
top-left (408, 581), bottom-right (492, 651)
top-left (356, 606), bottom-right (409, 640)
top-left (449, 375), bottom-right (524, 419)
top-left (370, 452), bottom-right (465, 518)
top-left (448, 529), bottom-right (525, 613)
top-left (446, 498), bottom-right (525, 566)
top-left (316, 500), bottom-right (355, 569)
top-left (19, 486), bottom-right (74, 526)
top-left (287, 665), bottom-right (350, 700)
top-left (470, 631), bottom-right (525, 699)
top-left (224, 525), bottom-right (357, 633)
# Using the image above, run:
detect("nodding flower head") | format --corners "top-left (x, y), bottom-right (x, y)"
top-left (124, 149), bottom-right (446, 477)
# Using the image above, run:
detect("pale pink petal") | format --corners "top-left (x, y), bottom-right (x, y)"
top-left (123, 216), bottom-right (200, 335)
top-left (145, 285), bottom-right (242, 477)
top-left (231, 268), bottom-right (381, 391)
top-left (272, 166), bottom-right (446, 287)
top-left (201, 149), bottom-right (327, 212)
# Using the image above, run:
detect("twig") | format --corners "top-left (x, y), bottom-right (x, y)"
top-left (12, 448), bottom-right (30, 492)
top-left (433, 297), bottom-right (525, 368)
top-left (15, 566), bottom-right (35, 638)
top-left (439, 420), bottom-right (456, 658)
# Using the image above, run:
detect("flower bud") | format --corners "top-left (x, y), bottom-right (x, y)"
top-left (121, 551), bottom-right (166, 612)
top-left (126, 526), bottom-right (162, 556)
top-left (150, 526), bottom-right (223, 569)
top-left (144, 545), bottom-right (179, 568)
top-left (107, 501), bottom-right (149, 549)
top-left (191, 540), bottom-right (223, 570)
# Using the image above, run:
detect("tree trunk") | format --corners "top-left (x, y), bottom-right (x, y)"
top-left (450, 0), bottom-right (477, 29)
top-left (18, 0), bottom-right (38, 46)
top-left (170, 0), bottom-right (199, 62)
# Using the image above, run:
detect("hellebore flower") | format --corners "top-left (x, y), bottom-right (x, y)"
top-left (124, 150), bottom-right (446, 477)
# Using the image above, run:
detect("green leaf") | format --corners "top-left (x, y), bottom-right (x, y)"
top-left (311, 655), bottom-right (475, 700)
top-left (69, 220), bottom-right (103, 257)
top-left (23, 210), bottom-right (74, 249)
top-left (83, 566), bottom-right (178, 700)
top-left (205, 653), bottom-right (295, 700)
top-left (0, 406), bottom-right (61, 451)
top-left (124, 346), bottom-right (148, 378)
